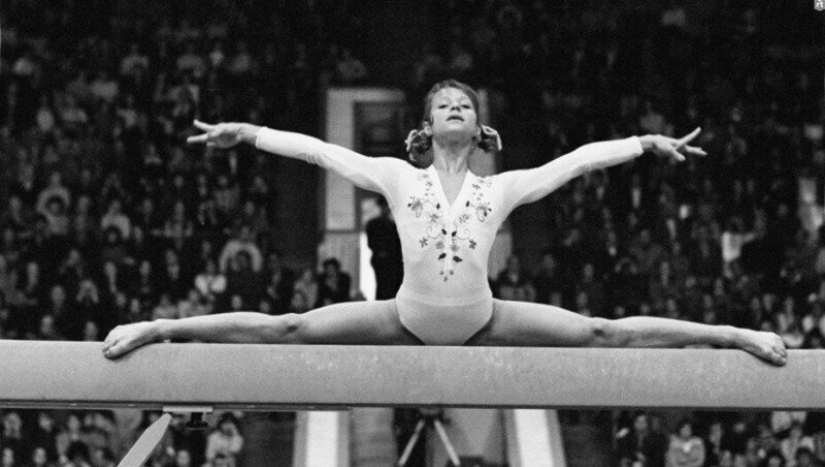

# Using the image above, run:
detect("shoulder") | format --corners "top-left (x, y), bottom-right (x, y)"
top-left (374, 156), bottom-right (413, 169)
top-left (369, 157), bottom-right (420, 177)
top-left (487, 168), bottom-right (524, 184)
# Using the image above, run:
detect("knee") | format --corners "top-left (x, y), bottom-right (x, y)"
top-left (267, 313), bottom-right (305, 343)
top-left (589, 317), bottom-right (625, 347)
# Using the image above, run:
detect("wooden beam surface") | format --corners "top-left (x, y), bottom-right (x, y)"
top-left (0, 341), bottom-right (821, 410)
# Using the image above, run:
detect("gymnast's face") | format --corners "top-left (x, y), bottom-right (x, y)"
top-left (428, 88), bottom-right (478, 142)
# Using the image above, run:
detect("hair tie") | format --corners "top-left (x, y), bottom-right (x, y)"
top-left (405, 129), bottom-right (421, 154)
top-left (480, 125), bottom-right (503, 151)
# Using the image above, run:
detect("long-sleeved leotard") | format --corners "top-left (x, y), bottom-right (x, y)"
top-left (256, 128), bottom-right (644, 344)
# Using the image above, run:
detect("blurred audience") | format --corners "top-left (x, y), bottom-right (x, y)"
top-left (0, 0), bottom-right (822, 465)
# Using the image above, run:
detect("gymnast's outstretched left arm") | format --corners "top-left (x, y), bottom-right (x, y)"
top-left (498, 128), bottom-right (707, 209)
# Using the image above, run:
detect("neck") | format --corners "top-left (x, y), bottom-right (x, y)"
top-left (432, 139), bottom-right (473, 174)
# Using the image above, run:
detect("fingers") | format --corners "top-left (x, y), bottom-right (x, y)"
top-left (684, 145), bottom-right (708, 157)
top-left (675, 127), bottom-right (701, 148)
top-left (193, 120), bottom-right (215, 131)
top-left (188, 120), bottom-right (215, 145)
top-left (668, 147), bottom-right (685, 162)
top-left (655, 139), bottom-right (685, 162)
top-left (186, 133), bottom-right (211, 145)
top-left (102, 341), bottom-right (117, 359)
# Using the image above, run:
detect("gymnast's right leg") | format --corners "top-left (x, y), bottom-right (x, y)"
top-left (102, 300), bottom-right (420, 358)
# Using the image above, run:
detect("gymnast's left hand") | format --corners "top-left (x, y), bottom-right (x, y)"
top-left (102, 322), bottom-right (160, 359)
top-left (638, 127), bottom-right (707, 162)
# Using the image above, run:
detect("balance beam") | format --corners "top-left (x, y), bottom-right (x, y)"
top-left (0, 341), bottom-right (822, 411)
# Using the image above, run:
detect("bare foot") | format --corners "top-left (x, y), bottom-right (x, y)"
top-left (736, 329), bottom-right (788, 366)
top-left (102, 322), bottom-right (159, 359)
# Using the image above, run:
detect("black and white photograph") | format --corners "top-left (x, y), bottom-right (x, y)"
top-left (0, 0), bottom-right (823, 466)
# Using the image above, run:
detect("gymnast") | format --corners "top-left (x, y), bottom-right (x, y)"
top-left (102, 80), bottom-right (788, 366)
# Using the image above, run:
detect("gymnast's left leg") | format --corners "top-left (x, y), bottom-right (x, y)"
top-left (466, 300), bottom-right (788, 366)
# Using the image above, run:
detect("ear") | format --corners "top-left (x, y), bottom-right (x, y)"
top-left (423, 123), bottom-right (432, 136)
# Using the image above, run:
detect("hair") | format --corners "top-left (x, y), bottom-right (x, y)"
top-left (407, 79), bottom-right (502, 167)
top-left (322, 258), bottom-right (341, 270)
top-left (675, 418), bottom-right (693, 435)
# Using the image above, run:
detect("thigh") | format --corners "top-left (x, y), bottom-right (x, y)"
top-left (298, 299), bottom-right (422, 345)
top-left (467, 299), bottom-right (597, 347)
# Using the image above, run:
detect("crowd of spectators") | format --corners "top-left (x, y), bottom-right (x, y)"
top-left (614, 411), bottom-right (825, 467)
top-left (0, 0), bottom-right (364, 465)
top-left (458, 1), bottom-right (822, 466)
top-left (0, 0), bottom-right (823, 465)
top-left (0, 409), bottom-right (245, 467)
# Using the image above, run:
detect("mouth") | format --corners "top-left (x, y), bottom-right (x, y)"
top-left (447, 116), bottom-right (464, 122)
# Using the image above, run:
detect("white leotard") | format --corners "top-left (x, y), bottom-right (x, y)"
top-left (256, 128), bottom-right (644, 344)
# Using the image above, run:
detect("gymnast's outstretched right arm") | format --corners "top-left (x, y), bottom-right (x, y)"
top-left (103, 312), bottom-right (298, 359)
top-left (187, 120), bottom-right (406, 196)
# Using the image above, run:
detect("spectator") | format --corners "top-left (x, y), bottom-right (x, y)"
top-left (665, 419), bottom-right (705, 467)
top-left (629, 228), bottom-right (666, 279)
top-left (532, 252), bottom-right (562, 305)
top-left (794, 447), bottom-right (819, 467)
top-left (316, 258), bottom-right (351, 307)
top-left (575, 262), bottom-right (605, 317)
top-left (650, 261), bottom-right (681, 313)
top-left (133, 259), bottom-right (158, 305)
top-left (224, 251), bottom-right (261, 310)
top-left (163, 200), bottom-right (194, 252)
top-left (704, 420), bottom-right (726, 467)
top-left (764, 450), bottom-right (787, 467)
top-left (177, 289), bottom-right (211, 319)
top-left (169, 448), bottom-right (192, 467)
top-left (56, 414), bottom-right (87, 465)
top-left (291, 268), bottom-right (319, 314)
top-left (47, 284), bottom-right (82, 340)
top-left (1, 447), bottom-right (16, 467)
top-left (194, 259), bottom-right (227, 305)
top-left (160, 249), bottom-right (190, 301)
top-left (100, 200), bottom-right (131, 242)
top-left (616, 412), bottom-right (667, 467)
top-left (781, 422), bottom-right (815, 467)
top-left (218, 225), bottom-right (262, 274)
top-left (212, 175), bottom-right (240, 217)
top-left (204, 414), bottom-right (243, 467)
top-left (28, 445), bottom-right (52, 467)
top-left (89, 70), bottom-right (118, 104)
top-left (29, 411), bottom-right (58, 462)
top-left (773, 413), bottom-right (808, 440)
top-left (36, 172), bottom-right (72, 216)
top-left (152, 294), bottom-right (178, 321)
top-left (119, 42), bottom-right (149, 78)
top-left (1, 411), bottom-right (24, 457)
top-left (261, 252), bottom-right (295, 315)
top-left (495, 255), bottom-right (536, 302)
top-left (334, 48), bottom-right (368, 84)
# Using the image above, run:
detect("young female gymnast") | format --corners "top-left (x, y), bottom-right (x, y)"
top-left (102, 80), bottom-right (787, 365)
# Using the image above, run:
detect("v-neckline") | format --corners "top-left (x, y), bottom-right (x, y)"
top-left (430, 165), bottom-right (471, 211)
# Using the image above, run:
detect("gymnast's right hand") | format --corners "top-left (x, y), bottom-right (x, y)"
top-left (186, 120), bottom-right (259, 149)
top-left (102, 322), bottom-right (159, 359)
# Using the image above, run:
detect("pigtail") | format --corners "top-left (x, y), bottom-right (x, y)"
top-left (477, 125), bottom-right (503, 155)
top-left (405, 127), bottom-right (434, 168)
top-left (405, 124), bottom-right (503, 167)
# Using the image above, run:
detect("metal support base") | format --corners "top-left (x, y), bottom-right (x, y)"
top-left (398, 410), bottom-right (461, 467)
top-left (117, 406), bottom-right (213, 467)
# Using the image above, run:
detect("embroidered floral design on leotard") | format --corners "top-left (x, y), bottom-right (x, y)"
top-left (408, 170), bottom-right (493, 281)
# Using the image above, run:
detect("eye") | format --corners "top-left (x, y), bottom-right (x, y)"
top-left (462, 105), bottom-right (471, 109)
